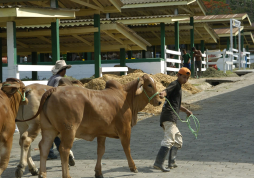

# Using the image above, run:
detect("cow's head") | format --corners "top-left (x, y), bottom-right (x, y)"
top-left (136, 74), bottom-right (162, 106)
top-left (1, 78), bottom-right (28, 105)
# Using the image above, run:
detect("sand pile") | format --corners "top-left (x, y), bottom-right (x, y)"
top-left (153, 73), bottom-right (201, 94)
top-left (84, 72), bottom-right (201, 115)
top-left (202, 67), bottom-right (228, 78)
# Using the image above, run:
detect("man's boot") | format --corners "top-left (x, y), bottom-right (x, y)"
top-left (168, 146), bottom-right (178, 168)
top-left (153, 146), bottom-right (170, 172)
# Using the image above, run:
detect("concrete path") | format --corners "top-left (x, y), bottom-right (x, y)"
top-left (2, 73), bottom-right (254, 178)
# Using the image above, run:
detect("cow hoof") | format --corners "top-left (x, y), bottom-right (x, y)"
top-left (29, 168), bottom-right (39, 175)
top-left (15, 168), bottom-right (24, 178)
top-left (69, 155), bottom-right (75, 166)
top-left (95, 175), bottom-right (104, 178)
top-left (130, 168), bottom-right (138, 173)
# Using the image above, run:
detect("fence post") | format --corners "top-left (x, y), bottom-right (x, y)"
top-left (178, 49), bottom-right (181, 69)
top-left (223, 49), bottom-right (226, 73)
top-left (164, 46), bottom-right (167, 74)
top-left (206, 49), bottom-right (208, 69)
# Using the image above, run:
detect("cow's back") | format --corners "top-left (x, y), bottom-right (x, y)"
top-left (43, 85), bottom-right (129, 140)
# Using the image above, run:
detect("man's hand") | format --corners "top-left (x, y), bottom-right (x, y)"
top-left (180, 106), bottom-right (193, 117)
top-left (159, 91), bottom-right (166, 99)
top-left (186, 110), bottom-right (193, 117)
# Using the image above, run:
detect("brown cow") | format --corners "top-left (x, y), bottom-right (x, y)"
top-left (29, 74), bottom-right (162, 178)
top-left (15, 78), bottom-right (83, 178)
top-left (0, 78), bottom-right (28, 176)
top-left (15, 79), bottom-right (84, 178)
top-left (15, 84), bottom-right (52, 178)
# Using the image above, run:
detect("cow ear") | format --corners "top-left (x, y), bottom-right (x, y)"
top-left (136, 78), bottom-right (144, 95)
top-left (1, 83), bottom-right (20, 95)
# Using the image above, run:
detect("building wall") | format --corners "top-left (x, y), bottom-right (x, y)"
top-left (2, 61), bottom-right (164, 82)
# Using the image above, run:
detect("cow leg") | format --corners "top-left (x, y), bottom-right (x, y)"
top-left (27, 146), bottom-right (39, 175)
top-left (119, 130), bottom-right (138, 173)
top-left (58, 132), bottom-right (75, 178)
top-left (16, 123), bottom-right (40, 177)
top-left (39, 129), bottom-right (58, 178)
top-left (95, 137), bottom-right (106, 178)
top-left (0, 134), bottom-right (14, 175)
top-left (15, 123), bottom-right (28, 178)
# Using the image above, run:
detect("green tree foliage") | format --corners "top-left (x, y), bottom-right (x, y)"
top-left (203, 0), bottom-right (254, 22)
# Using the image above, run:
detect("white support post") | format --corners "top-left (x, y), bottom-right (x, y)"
top-left (206, 49), bottom-right (208, 69)
top-left (230, 19), bottom-right (233, 71)
top-left (223, 49), bottom-right (226, 73)
top-left (164, 46), bottom-right (167, 74)
top-left (178, 49), bottom-right (181, 70)
top-left (7, 22), bottom-right (17, 79)
top-left (238, 28), bottom-right (241, 69)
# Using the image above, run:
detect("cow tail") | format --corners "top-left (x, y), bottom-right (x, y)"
top-left (15, 87), bottom-right (57, 122)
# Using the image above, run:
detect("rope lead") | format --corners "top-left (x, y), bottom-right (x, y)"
top-left (164, 97), bottom-right (200, 139)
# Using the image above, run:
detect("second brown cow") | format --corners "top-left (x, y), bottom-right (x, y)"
top-left (30, 74), bottom-right (162, 178)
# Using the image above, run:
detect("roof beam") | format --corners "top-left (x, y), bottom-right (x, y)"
top-left (70, 0), bottom-right (103, 11)
top-left (152, 31), bottom-right (160, 39)
top-left (108, 0), bottom-right (122, 12)
top-left (203, 24), bottom-right (217, 43)
top-left (121, 1), bottom-right (189, 9)
top-left (196, 0), bottom-right (206, 15)
top-left (37, 36), bottom-right (52, 44)
top-left (72, 34), bottom-right (93, 46)
top-left (15, 8), bottom-right (75, 18)
top-left (76, 9), bottom-right (100, 16)
top-left (0, 27), bottom-right (98, 37)
top-left (194, 28), bottom-right (203, 38)
top-left (117, 17), bottom-right (172, 25)
top-left (178, 6), bottom-right (194, 15)
top-left (132, 25), bottom-right (193, 32)
top-left (0, 17), bottom-right (58, 27)
top-left (92, 0), bottom-right (104, 8)
top-left (103, 30), bottom-right (124, 45)
top-left (116, 25), bottom-right (148, 50)
top-left (17, 41), bottom-right (30, 48)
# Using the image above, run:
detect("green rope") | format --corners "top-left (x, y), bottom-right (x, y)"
top-left (18, 90), bottom-right (26, 102)
top-left (164, 97), bottom-right (200, 139)
top-left (143, 90), bottom-right (159, 102)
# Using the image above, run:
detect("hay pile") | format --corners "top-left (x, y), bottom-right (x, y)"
top-left (202, 67), bottom-right (228, 78)
top-left (84, 71), bottom-right (201, 115)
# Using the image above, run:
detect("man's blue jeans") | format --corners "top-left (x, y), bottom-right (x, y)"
top-left (48, 137), bottom-right (61, 157)
top-left (183, 63), bottom-right (191, 70)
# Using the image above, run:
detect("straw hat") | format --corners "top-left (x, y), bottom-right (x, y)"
top-left (51, 60), bottom-right (71, 75)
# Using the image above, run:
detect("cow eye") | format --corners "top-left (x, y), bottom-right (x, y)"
top-left (148, 84), bottom-right (152, 88)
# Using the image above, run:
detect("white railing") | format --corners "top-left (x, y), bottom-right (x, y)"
top-left (16, 65), bottom-right (53, 86)
top-left (243, 48), bottom-right (251, 69)
top-left (230, 48), bottom-right (251, 69)
top-left (205, 49), bottom-right (237, 73)
top-left (164, 46), bottom-right (181, 74)
top-left (99, 67), bottom-right (128, 77)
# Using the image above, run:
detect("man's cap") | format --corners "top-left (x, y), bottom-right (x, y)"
top-left (178, 67), bottom-right (191, 76)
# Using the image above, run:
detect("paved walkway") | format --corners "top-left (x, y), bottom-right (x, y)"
top-left (2, 73), bottom-right (254, 178)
